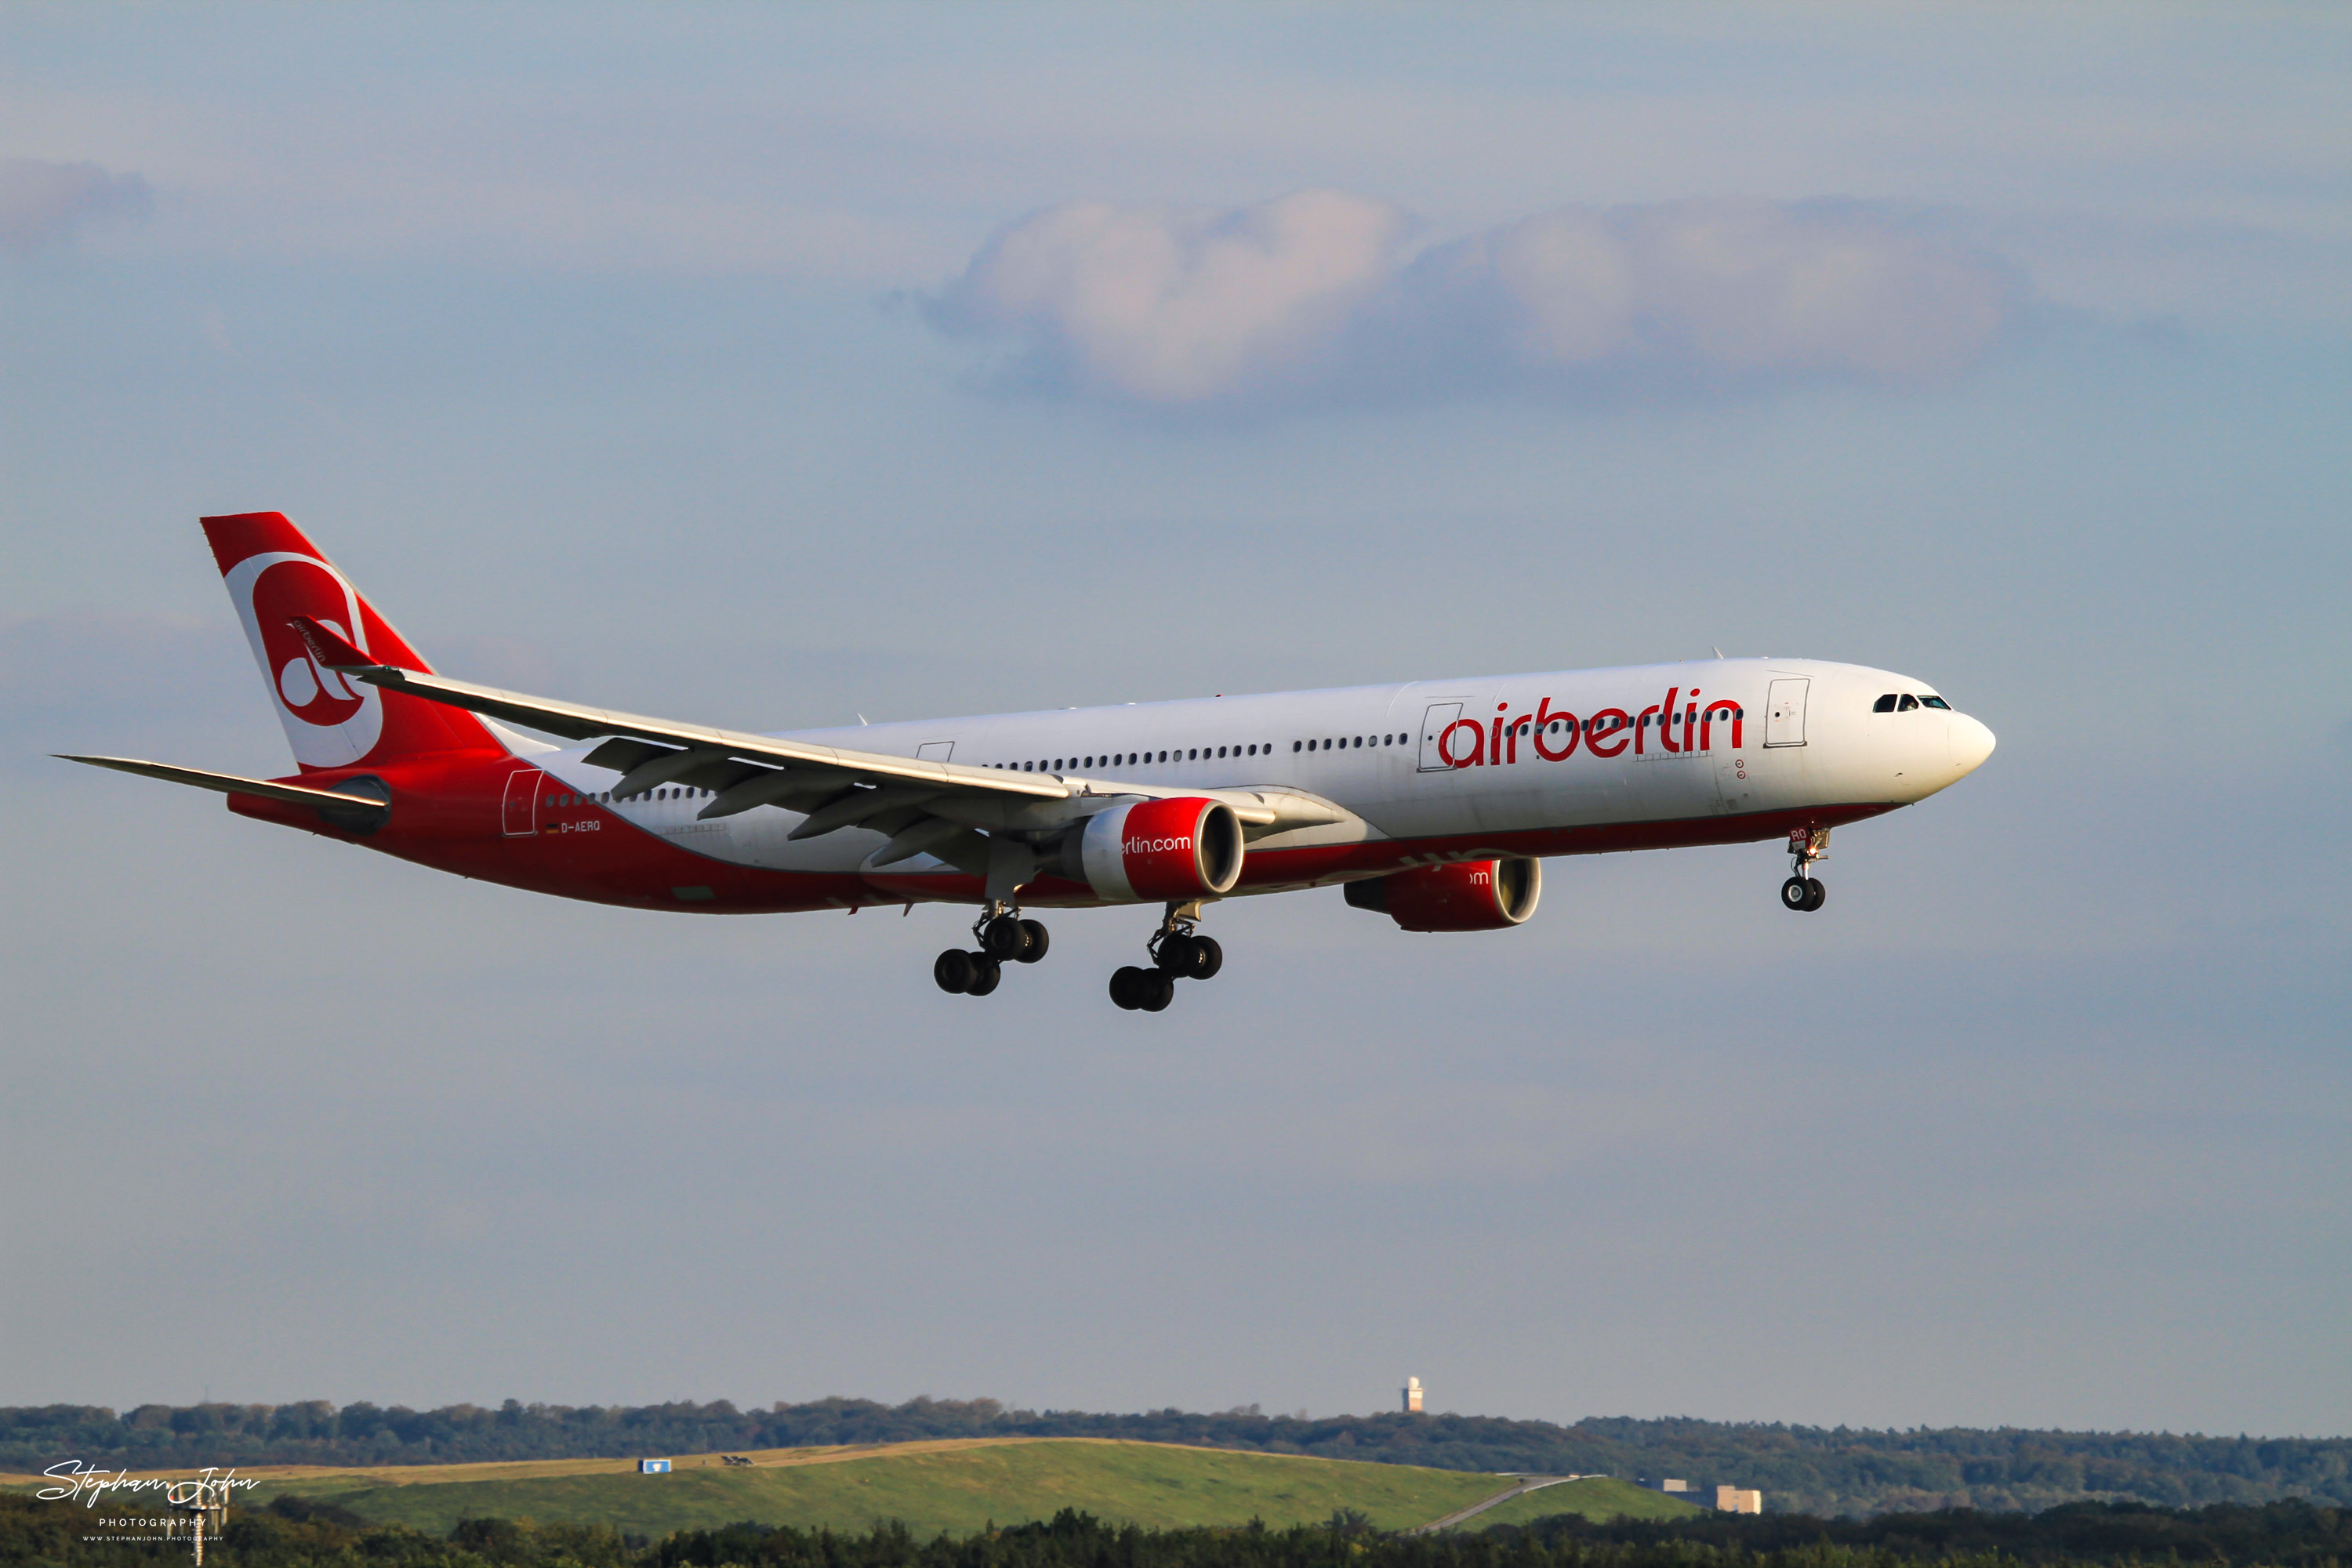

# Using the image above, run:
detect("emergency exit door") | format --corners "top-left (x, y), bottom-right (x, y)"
top-left (501, 768), bottom-right (543, 837)
top-left (1764, 679), bottom-right (1809, 747)
top-left (1417, 702), bottom-right (1465, 771)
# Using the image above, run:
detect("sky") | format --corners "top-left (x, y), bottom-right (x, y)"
top-left (2, 3), bottom-right (2348, 1439)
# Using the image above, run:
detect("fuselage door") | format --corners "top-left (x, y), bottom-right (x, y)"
top-left (501, 768), bottom-right (542, 837)
top-left (1764, 679), bottom-right (1809, 748)
top-left (1417, 702), bottom-right (1465, 772)
top-left (916, 741), bottom-right (953, 763)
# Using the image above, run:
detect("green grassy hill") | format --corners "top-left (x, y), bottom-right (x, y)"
top-left (252, 1439), bottom-right (1512, 1537)
top-left (1462, 1476), bottom-right (1702, 1529)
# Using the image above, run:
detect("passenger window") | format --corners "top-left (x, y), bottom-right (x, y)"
top-left (1874, 694), bottom-right (1897, 713)
top-left (1898, 695), bottom-right (1919, 712)
top-left (1922, 696), bottom-right (1951, 710)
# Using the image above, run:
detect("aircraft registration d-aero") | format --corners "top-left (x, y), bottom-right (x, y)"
top-left (65, 513), bottom-right (1995, 1011)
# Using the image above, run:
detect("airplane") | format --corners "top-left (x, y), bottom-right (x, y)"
top-left (64, 512), bottom-right (1995, 1011)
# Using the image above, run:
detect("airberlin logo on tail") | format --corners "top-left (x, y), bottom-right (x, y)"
top-left (222, 550), bottom-right (386, 768)
top-left (255, 562), bottom-right (365, 724)
top-left (1434, 686), bottom-right (1746, 768)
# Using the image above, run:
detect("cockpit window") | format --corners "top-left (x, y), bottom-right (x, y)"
top-left (1873, 694), bottom-right (1898, 713)
top-left (1897, 694), bottom-right (1920, 711)
top-left (1921, 695), bottom-right (1951, 710)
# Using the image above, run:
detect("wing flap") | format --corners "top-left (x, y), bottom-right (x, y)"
top-left (287, 615), bottom-right (1069, 803)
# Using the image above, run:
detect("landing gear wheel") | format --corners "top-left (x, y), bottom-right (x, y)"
top-left (1139, 971), bottom-right (1175, 1011)
top-left (1014, 919), bottom-right (1050, 964)
top-left (934, 949), bottom-right (975, 993)
top-left (981, 914), bottom-right (1030, 960)
top-left (964, 956), bottom-right (1003, 996)
top-left (1188, 935), bottom-right (1223, 980)
top-left (1802, 878), bottom-right (1827, 912)
top-left (1156, 933), bottom-right (1196, 974)
top-left (1110, 965), bottom-right (1149, 1010)
top-left (1780, 877), bottom-right (1812, 912)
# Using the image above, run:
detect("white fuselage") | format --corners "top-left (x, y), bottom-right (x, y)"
top-left (524, 657), bottom-right (1994, 892)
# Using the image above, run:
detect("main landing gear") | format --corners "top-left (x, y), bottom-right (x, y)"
top-left (1110, 902), bottom-right (1224, 1012)
top-left (935, 904), bottom-right (1049, 996)
top-left (1780, 826), bottom-right (1830, 913)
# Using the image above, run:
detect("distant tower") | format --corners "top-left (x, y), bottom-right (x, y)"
top-left (1403, 1377), bottom-right (1424, 1414)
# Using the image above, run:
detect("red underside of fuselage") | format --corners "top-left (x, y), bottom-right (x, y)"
top-left (228, 752), bottom-right (1898, 915)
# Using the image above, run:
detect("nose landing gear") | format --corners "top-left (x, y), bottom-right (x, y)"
top-left (1780, 826), bottom-right (1829, 913)
top-left (1111, 901), bottom-right (1223, 1011)
top-left (935, 902), bottom-right (1050, 996)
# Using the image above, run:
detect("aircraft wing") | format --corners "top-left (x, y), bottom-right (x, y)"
top-left (286, 618), bottom-right (1345, 872)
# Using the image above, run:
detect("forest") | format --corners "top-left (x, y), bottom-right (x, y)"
top-left (5, 1400), bottom-right (2348, 1516)
top-left (5, 1494), bottom-right (2350, 1568)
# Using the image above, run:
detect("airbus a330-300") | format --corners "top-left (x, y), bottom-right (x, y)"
top-left (66, 513), bottom-right (1996, 1011)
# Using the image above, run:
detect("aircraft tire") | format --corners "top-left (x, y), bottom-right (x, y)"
top-left (1109, 965), bottom-right (1148, 1010)
top-left (1189, 935), bottom-right (1223, 980)
top-left (1140, 971), bottom-right (1176, 1012)
top-left (934, 949), bottom-right (975, 993)
top-left (1156, 934), bottom-right (1196, 974)
top-left (1015, 919), bottom-right (1050, 963)
top-left (1802, 878), bottom-right (1828, 912)
top-left (1780, 877), bottom-right (1811, 911)
top-left (982, 914), bottom-right (1029, 960)
top-left (966, 956), bottom-right (1003, 996)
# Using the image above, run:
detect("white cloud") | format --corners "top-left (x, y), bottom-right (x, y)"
top-left (927, 190), bottom-right (1411, 403)
top-left (931, 193), bottom-right (2028, 407)
top-left (0, 158), bottom-right (151, 251)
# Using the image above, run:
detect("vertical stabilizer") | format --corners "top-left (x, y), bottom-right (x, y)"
top-left (201, 512), bottom-right (507, 771)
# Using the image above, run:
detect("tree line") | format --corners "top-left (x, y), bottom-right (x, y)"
top-left (5, 1494), bottom-right (2350, 1568)
top-left (5, 1399), bottom-right (2349, 1515)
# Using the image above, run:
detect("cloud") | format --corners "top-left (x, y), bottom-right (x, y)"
top-left (0, 158), bottom-right (153, 252)
top-left (929, 193), bottom-right (2027, 408)
top-left (927, 190), bottom-right (1412, 403)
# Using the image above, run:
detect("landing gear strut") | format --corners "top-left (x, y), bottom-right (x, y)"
top-left (935, 901), bottom-right (1049, 996)
top-left (1780, 826), bottom-right (1829, 913)
top-left (1110, 901), bottom-right (1223, 1011)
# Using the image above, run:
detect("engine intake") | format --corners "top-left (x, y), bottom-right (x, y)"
top-left (1063, 797), bottom-right (1244, 902)
top-left (1345, 858), bottom-right (1541, 931)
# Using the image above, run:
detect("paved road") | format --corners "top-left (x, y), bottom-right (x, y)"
top-left (1407, 1475), bottom-right (1592, 1535)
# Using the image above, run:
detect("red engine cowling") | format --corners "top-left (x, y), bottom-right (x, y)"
top-left (1067, 797), bottom-right (1244, 902)
top-left (1344, 858), bottom-right (1541, 931)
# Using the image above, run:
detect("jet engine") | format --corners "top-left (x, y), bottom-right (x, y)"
top-left (1058, 797), bottom-right (1244, 902)
top-left (1343, 858), bottom-right (1541, 931)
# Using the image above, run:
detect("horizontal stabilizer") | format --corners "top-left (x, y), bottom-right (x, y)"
top-left (56, 754), bottom-right (391, 815)
top-left (286, 614), bottom-right (390, 672)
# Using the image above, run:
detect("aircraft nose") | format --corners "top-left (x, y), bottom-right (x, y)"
top-left (1949, 713), bottom-right (1997, 774)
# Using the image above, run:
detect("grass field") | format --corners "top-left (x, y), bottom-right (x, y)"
top-left (228, 1439), bottom-right (1514, 1537)
top-left (1459, 1476), bottom-right (1703, 1529)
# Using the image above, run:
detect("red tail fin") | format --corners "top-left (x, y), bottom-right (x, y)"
top-left (203, 512), bottom-right (508, 771)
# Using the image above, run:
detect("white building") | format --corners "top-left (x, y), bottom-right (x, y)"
top-left (1403, 1377), bottom-right (1423, 1414)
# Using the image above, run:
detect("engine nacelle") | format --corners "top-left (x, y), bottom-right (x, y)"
top-left (1344, 858), bottom-right (1541, 931)
top-left (1062, 797), bottom-right (1244, 902)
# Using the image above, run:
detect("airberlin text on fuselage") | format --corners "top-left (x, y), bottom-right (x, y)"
top-left (1437, 685), bottom-right (1745, 768)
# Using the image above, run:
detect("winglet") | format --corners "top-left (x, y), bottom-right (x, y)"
top-left (287, 614), bottom-right (397, 673)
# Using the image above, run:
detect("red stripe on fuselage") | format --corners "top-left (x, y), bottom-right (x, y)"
top-left (227, 750), bottom-right (1893, 914)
